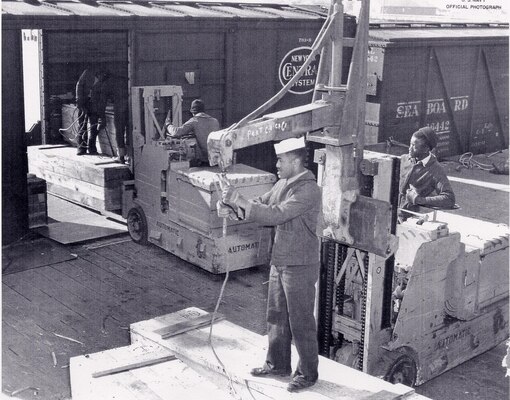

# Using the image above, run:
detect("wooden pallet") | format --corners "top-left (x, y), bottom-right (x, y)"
top-left (71, 307), bottom-right (432, 400)
top-left (27, 145), bottom-right (131, 212)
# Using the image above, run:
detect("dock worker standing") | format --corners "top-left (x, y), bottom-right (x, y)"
top-left (75, 68), bottom-right (110, 155)
top-left (164, 99), bottom-right (220, 167)
top-left (221, 136), bottom-right (321, 393)
top-left (75, 68), bottom-right (96, 155)
top-left (399, 126), bottom-right (455, 221)
top-left (105, 72), bottom-right (129, 164)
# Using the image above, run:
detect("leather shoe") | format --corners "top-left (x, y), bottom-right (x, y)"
top-left (287, 375), bottom-right (316, 392)
top-left (250, 367), bottom-right (291, 377)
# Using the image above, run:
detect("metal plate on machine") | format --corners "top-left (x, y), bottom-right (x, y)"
top-left (175, 163), bottom-right (276, 192)
top-left (349, 195), bottom-right (396, 257)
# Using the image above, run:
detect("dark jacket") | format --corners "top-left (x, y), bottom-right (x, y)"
top-left (399, 153), bottom-right (455, 213)
top-left (75, 69), bottom-right (96, 109)
top-left (244, 170), bottom-right (321, 266)
top-left (168, 113), bottom-right (220, 163)
top-left (88, 79), bottom-right (108, 120)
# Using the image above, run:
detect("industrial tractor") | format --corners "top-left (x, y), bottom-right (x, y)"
top-left (122, 85), bottom-right (276, 274)
top-left (204, 0), bottom-right (509, 387)
top-left (122, 0), bottom-right (509, 387)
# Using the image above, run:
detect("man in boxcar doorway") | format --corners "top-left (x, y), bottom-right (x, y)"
top-left (105, 71), bottom-right (129, 164)
top-left (75, 68), bottom-right (110, 155)
top-left (164, 99), bottom-right (220, 167)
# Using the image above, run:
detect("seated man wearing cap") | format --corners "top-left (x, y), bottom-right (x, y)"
top-left (164, 99), bottom-right (220, 166)
top-left (399, 127), bottom-right (455, 220)
top-left (222, 136), bottom-right (321, 393)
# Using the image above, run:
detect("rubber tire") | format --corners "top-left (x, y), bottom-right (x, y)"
top-left (127, 206), bottom-right (148, 245)
top-left (385, 354), bottom-right (417, 387)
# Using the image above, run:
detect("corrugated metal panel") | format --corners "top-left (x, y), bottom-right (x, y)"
top-left (48, 1), bottom-right (133, 16)
top-left (2, 0), bottom-right (325, 20)
top-left (250, 5), bottom-right (323, 20)
top-left (206, 5), bottom-right (289, 19)
top-left (2, 1), bottom-right (73, 16)
top-left (152, 4), bottom-right (233, 18)
top-left (370, 27), bottom-right (509, 42)
top-left (102, 2), bottom-right (192, 17)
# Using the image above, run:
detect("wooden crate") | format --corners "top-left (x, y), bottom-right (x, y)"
top-left (167, 164), bottom-right (276, 233)
top-left (71, 307), bottom-right (431, 399)
top-left (27, 174), bottom-right (47, 228)
top-left (27, 145), bottom-right (131, 212)
top-left (145, 214), bottom-right (272, 274)
top-left (129, 308), bottom-right (430, 400)
top-left (436, 212), bottom-right (509, 315)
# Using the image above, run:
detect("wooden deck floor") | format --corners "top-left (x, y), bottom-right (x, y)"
top-left (2, 237), bottom-right (270, 399)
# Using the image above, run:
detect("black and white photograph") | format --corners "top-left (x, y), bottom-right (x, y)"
top-left (2, 0), bottom-right (509, 399)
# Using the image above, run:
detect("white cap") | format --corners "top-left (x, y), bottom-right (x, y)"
top-left (274, 136), bottom-right (306, 155)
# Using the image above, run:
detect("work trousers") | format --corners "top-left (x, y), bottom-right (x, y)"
top-left (264, 263), bottom-right (320, 382)
top-left (114, 109), bottom-right (128, 150)
top-left (77, 110), bottom-right (100, 152)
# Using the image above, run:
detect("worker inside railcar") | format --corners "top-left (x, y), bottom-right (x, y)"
top-left (75, 68), bottom-right (111, 155)
top-left (398, 127), bottom-right (456, 222)
top-left (164, 99), bottom-right (220, 167)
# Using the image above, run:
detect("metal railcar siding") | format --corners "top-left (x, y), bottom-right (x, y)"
top-left (366, 26), bottom-right (509, 158)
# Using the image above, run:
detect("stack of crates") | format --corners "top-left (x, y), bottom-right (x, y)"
top-left (27, 173), bottom-right (48, 228)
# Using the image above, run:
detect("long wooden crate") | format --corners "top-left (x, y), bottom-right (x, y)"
top-left (71, 307), bottom-right (432, 399)
top-left (131, 308), bottom-right (431, 400)
top-left (27, 145), bottom-right (131, 212)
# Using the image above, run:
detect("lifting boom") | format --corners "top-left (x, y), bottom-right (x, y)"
top-left (208, 0), bottom-right (397, 258)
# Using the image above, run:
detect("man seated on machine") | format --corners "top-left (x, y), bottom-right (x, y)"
top-left (398, 126), bottom-right (456, 222)
top-left (164, 99), bottom-right (220, 167)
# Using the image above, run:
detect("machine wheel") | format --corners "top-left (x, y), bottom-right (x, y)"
top-left (127, 206), bottom-right (148, 245)
top-left (385, 354), bottom-right (417, 387)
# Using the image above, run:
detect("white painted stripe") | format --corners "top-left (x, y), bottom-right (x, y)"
top-left (448, 176), bottom-right (510, 192)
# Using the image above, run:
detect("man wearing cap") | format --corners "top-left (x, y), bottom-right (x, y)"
top-left (221, 136), bottom-right (321, 393)
top-left (399, 127), bottom-right (455, 220)
top-left (164, 99), bottom-right (220, 166)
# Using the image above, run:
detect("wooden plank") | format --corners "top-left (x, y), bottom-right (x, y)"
top-left (334, 314), bottom-right (362, 342)
top-left (31, 167), bottom-right (122, 201)
top-left (154, 313), bottom-right (225, 339)
top-left (92, 355), bottom-right (177, 378)
top-left (28, 145), bottom-right (131, 184)
top-left (46, 182), bottom-right (120, 211)
top-left (363, 390), bottom-right (401, 400)
top-left (130, 308), bottom-right (422, 400)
